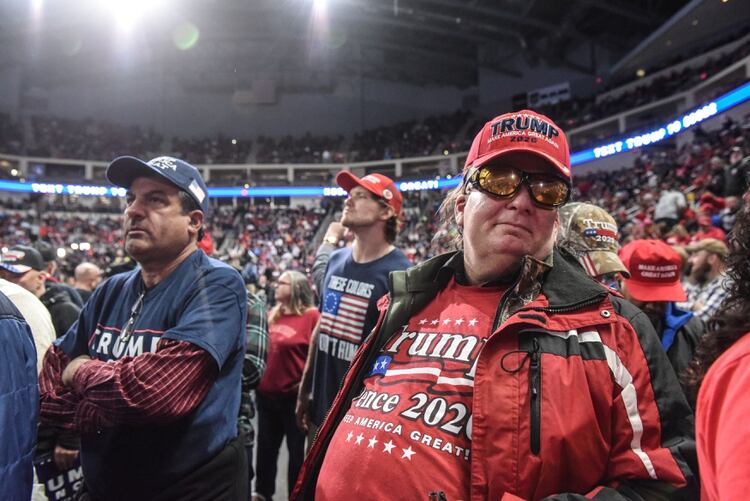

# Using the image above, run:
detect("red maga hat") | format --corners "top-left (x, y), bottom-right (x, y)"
top-left (335, 171), bottom-right (403, 215)
top-left (619, 239), bottom-right (686, 302)
top-left (464, 109), bottom-right (571, 180)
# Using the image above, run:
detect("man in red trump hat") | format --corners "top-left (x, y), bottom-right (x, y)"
top-left (619, 239), bottom-right (704, 398)
top-left (295, 171), bottom-right (411, 445)
top-left (293, 110), bottom-right (696, 500)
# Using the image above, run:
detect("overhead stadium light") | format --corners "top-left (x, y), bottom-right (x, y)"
top-left (94, 0), bottom-right (166, 32)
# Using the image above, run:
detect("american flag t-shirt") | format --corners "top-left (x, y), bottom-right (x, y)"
top-left (310, 246), bottom-right (411, 427)
top-left (320, 290), bottom-right (370, 344)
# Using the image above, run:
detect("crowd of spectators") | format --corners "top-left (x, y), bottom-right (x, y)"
top-left (349, 109), bottom-right (472, 162)
top-left (535, 36), bottom-right (750, 133)
top-left (0, 201), bottom-right (327, 304)
top-left (0, 110), bottom-right (471, 166)
top-left (26, 116), bottom-right (164, 160)
top-left (3, 111), bottom-right (747, 289)
top-left (254, 133), bottom-right (346, 164)
top-left (171, 134), bottom-right (253, 165)
top-left (572, 114), bottom-right (750, 244)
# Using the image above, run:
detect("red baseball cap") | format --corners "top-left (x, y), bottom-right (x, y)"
top-left (464, 109), bottom-right (571, 180)
top-left (335, 171), bottom-right (403, 215)
top-left (619, 240), bottom-right (686, 302)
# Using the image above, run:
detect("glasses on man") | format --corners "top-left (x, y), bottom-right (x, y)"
top-left (119, 290), bottom-right (145, 345)
top-left (465, 165), bottom-right (571, 209)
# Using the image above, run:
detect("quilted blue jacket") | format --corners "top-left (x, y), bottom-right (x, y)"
top-left (0, 290), bottom-right (39, 500)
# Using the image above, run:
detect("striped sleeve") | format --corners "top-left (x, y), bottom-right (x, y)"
top-left (39, 344), bottom-right (81, 430)
top-left (541, 300), bottom-right (698, 501)
top-left (70, 339), bottom-right (218, 432)
top-left (602, 298), bottom-right (697, 498)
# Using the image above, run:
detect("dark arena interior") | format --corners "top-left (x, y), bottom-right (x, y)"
top-left (1, 0), bottom-right (750, 500)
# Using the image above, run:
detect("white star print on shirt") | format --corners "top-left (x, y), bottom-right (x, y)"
top-left (401, 446), bottom-right (415, 460)
top-left (469, 318), bottom-right (478, 326)
top-left (442, 318), bottom-right (451, 325)
top-left (368, 436), bottom-right (378, 448)
top-left (454, 318), bottom-right (464, 325)
top-left (346, 431), bottom-right (354, 442)
top-left (383, 440), bottom-right (396, 454)
top-left (355, 433), bottom-right (364, 445)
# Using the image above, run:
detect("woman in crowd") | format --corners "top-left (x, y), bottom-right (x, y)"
top-left (689, 193), bottom-right (750, 500)
top-left (253, 271), bottom-right (319, 501)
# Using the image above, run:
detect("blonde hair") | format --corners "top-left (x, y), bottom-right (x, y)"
top-left (269, 270), bottom-right (316, 324)
top-left (435, 185), bottom-right (464, 251)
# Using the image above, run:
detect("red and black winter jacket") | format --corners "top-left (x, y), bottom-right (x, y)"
top-left (293, 249), bottom-right (697, 501)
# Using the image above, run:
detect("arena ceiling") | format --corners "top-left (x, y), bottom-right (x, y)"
top-left (0, 0), bottom-right (735, 92)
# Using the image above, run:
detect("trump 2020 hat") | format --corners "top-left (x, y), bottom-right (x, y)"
top-left (106, 156), bottom-right (209, 214)
top-left (619, 239), bottom-right (686, 302)
top-left (335, 171), bottom-right (403, 215)
top-left (0, 245), bottom-right (46, 274)
top-left (558, 202), bottom-right (630, 279)
top-left (464, 109), bottom-right (571, 180)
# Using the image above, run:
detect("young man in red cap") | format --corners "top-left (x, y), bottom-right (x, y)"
top-left (619, 239), bottom-right (704, 398)
top-left (293, 111), bottom-right (695, 500)
top-left (295, 171), bottom-right (411, 447)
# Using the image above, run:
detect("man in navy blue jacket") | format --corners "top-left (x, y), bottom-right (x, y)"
top-left (0, 290), bottom-right (38, 500)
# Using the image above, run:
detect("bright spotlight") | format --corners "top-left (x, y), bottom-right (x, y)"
top-left (308, 0), bottom-right (330, 58)
top-left (10, 169), bottom-right (18, 176)
top-left (57, 248), bottom-right (67, 258)
top-left (95, 0), bottom-right (165, 32)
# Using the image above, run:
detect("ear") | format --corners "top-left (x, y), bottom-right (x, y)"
top-left (551, 212), bottom-right (560, 240)
top-left (379, 204), bottom-right (395, 222)
top-left (188, 210), bottom-right (204, 237)
top-left (454, 193), bottom-right (467, 229)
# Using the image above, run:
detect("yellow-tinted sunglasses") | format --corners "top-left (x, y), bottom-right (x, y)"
top-left (465, 165), bottom-right (571, 209)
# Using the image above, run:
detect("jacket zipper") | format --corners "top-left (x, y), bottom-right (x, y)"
top-left (491, 275), bottom-right (522, 332)
top-left (528, 293), bottom-right (606, 315)
top-left (521, 294), bottom-right (607, 456)
top-left (529, 337), bottom-right (541, 455)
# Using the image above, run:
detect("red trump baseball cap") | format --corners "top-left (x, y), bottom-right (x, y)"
top-left (464, 109), bottom-right (571, 180)
top-left (619, 239), bottom-right (686, 302)
top-left (335, 171), bottom-right (403, 215)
